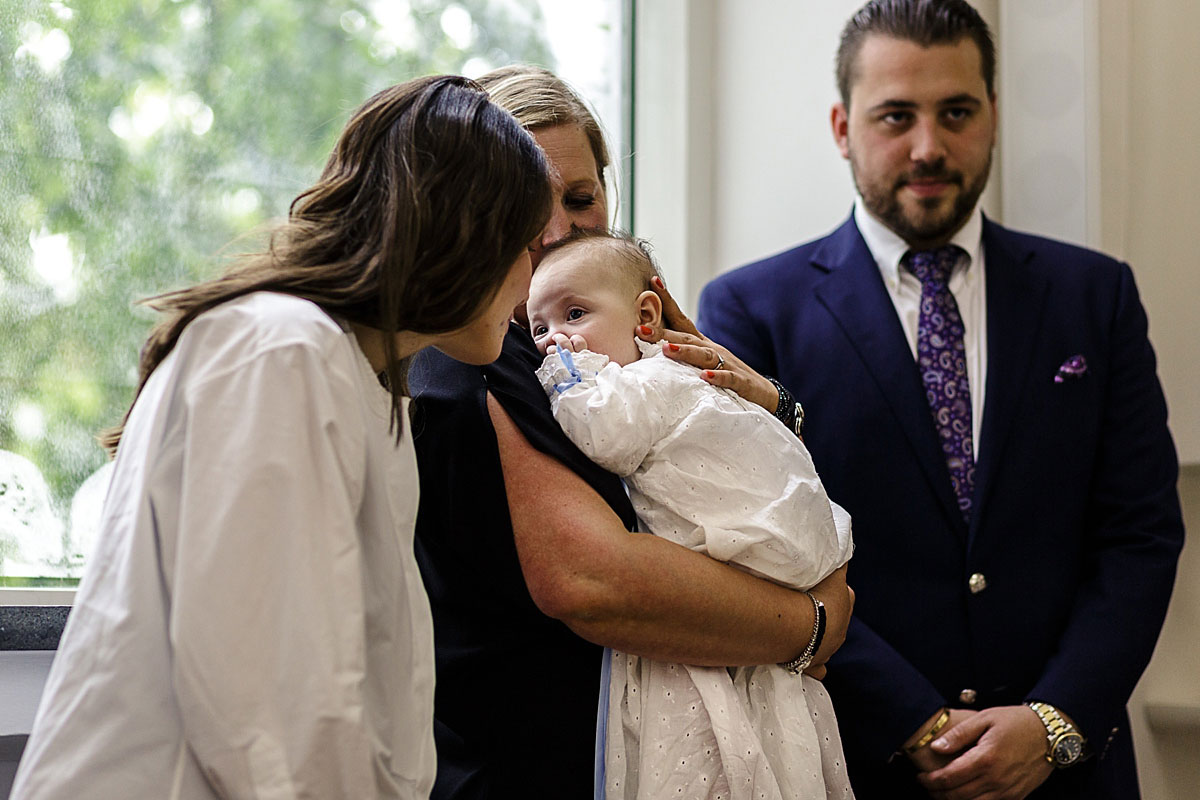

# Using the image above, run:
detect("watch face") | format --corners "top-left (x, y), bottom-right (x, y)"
top-left (1052, 733), bottom-right (1084, 765)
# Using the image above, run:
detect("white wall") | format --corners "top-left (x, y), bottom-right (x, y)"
top-left (705, 1), bottom-right (859, 278)
top-left (633, 2), bottom-right (1200, 796)
top-left (634, 0), bottom-right (860, 316)
top-left (1103, 0), bottom-right (1200, 464)
top-left (636, 0), bottom-right (1195, 463)
top-left (1096, 4), bottom-right (1200, 797)
top-left (635, 0), bottom-right (999, 317)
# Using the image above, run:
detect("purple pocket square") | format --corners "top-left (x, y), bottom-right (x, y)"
top-left (1054, 354), bottom-right (1087, 383)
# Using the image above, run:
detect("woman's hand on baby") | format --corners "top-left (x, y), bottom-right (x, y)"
top-left (549, 332), bottom-right (588, 354)
top-left (640, 276), bottom-right (780, 413)
top-left (806, 564), bottom-right (854, 675)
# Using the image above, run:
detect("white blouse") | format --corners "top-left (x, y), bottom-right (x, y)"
top-left (13, 292), bottom-right (435, 800)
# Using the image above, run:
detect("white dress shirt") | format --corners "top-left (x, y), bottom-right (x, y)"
top-left (13, 292), bottom-right (435, 800)
top-left (854, 197), bottom-right (988, 453)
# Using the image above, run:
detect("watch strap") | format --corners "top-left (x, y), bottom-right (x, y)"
top-left (1028, 701), bottom-right (1086, 767)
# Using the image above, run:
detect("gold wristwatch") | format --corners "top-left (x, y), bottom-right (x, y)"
top-left (1027, 701), bottom-right (1086, 767)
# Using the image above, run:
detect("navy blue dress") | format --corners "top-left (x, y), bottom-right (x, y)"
top-left (409, 324), bottom-right (637, 798)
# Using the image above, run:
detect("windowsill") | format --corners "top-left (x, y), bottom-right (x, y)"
top-left (0, 588), bottom-right (76, 607)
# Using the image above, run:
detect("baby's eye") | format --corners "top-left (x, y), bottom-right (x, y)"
top-left (566, 308), bottom-right (585, 321)
top-left (532, 325), bottom-right (548, 337)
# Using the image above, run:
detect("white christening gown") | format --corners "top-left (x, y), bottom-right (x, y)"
top-left (538, 340), bottom-right (855, 800)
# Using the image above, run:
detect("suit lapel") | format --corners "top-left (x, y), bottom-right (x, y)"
top-left (969, 220), bottom-right (1047, 548)
top-left (812, 218), bottom-right (967, 537)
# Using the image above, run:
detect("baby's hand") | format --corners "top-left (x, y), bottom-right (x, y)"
top-left (549, 332), bottom-right (588, 354)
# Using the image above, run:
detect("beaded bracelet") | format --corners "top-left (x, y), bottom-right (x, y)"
top-left (765, 376), bottom-right (804, 437)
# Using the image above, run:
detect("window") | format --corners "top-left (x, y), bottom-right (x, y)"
top-left (0, 0), bottom-right (629, 593)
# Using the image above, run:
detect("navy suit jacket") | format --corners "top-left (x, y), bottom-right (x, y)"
top-left (698, 215), bottom-right (1184, 798)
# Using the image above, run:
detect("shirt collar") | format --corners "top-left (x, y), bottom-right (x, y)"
top-left (853, 196), bottom-right (984, 289)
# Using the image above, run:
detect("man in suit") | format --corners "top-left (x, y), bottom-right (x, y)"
top-left (698, 1), bottom-right (1184, 798)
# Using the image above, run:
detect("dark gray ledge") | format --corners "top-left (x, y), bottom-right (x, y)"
top-left (0, 607), bottom-right (70, 651)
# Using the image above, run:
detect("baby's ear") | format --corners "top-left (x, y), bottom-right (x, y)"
top-left (636, 289), bottom-right (663, 330)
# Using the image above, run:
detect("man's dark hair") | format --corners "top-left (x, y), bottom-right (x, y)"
top-left (836, 0), bottom-right (996, 106)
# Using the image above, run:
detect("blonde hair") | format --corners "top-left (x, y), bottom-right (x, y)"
top-left (475, 64), bottom-right (611, 190)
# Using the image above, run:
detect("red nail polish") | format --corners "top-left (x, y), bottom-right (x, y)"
top-left (638, 325), bottom-right (652, 335)
top-left (653, 276), bottom-right (665, 289)
top-left (667, 343), bottom-right (681, 352)
top-left (703, 370), bottom-right (715, 378)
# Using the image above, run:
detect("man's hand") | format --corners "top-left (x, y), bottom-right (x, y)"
top-left (916, 705), bottom-right (1054, 800)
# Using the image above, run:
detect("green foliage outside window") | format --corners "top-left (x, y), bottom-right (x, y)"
top-left (0, 0), bottom-right (554, 580)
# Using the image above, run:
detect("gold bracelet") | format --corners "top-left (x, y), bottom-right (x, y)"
top-left (904, 708), bottom-right (951, 754)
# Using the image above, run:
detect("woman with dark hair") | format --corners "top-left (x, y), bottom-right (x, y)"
top-left (410, 66), bottom-right (854, 799)
top-left (12, 75), bottom-right (551, 800)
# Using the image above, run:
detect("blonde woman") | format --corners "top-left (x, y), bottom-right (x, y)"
top-left (411, 66), bottom-right (854, 799)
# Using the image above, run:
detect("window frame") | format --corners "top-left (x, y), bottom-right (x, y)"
top-left (2, 0), bottom-right (635, 608)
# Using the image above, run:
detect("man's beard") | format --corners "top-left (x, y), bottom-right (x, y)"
top-left (852, 151), bottom-right (992, 247)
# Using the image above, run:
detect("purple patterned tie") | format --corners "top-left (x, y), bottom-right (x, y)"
top-left (905, 246), bottom-right (975, 520)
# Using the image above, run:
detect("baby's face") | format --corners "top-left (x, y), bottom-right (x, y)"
top-left (526, 247), bottom-right (644, 366)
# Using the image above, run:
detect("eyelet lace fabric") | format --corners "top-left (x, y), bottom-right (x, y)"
top-left (538, 338), bottom-right (855, 800)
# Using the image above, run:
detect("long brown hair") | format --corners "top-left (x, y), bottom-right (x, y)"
top-left (102, 75), bottom-right (551, 454)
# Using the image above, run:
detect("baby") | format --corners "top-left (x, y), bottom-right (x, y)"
top-left (527, 231), bottom-right (855, 800)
